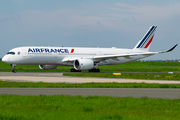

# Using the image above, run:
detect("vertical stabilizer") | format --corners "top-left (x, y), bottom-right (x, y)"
top-left (134, 26), bottom-right (157, 51)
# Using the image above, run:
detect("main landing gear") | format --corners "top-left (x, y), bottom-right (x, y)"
top-left (88, 68), bottom-right (100, 72)
top-left (70, 68), bottom-right (81, 72)
top-left (11, 64), bottom-right (17, 73)
top-left (70, 68), bottom-right (100, 72)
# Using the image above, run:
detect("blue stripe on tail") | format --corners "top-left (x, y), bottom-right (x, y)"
top-left (136, 26), bottom-right (156, 48)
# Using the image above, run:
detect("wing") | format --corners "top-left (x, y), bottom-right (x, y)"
top-left (94, 44), bottom-right (178, 60)
top-left (62, 44), bottom-right (178, 63)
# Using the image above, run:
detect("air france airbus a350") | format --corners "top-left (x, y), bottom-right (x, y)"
top-left (2, 26), bottom-right (178, 73)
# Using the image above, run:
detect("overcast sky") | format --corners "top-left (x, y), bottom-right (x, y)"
top-left (0, 0), bottom-right (180, 60)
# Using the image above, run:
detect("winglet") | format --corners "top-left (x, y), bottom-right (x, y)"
top-left (166, 44), bottom-right (178, 52)
top-left (159, 44), bottom-right (178, 53)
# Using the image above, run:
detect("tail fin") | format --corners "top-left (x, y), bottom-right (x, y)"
top-left (134, 26), bottom-right (157, 51)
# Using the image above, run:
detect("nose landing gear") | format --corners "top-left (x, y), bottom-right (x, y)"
top-left (11, 64), bottom-right (17, 73)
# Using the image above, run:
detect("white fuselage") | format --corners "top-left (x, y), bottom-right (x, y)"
top-left (2, 46), bottom-right (151, 66)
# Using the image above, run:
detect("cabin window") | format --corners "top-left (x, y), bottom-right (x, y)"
top-left (7, 52), bottom-right (15, 55)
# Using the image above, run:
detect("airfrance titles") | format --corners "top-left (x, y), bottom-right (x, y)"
top-left (28, 48), bottom-right (69, 53)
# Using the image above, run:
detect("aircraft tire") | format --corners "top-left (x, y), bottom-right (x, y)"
top-left (96, 69), bottom-right (100, 72)
top-left (89, 68), bottom-right (100, 73)
top-left (70, 68), bottom-right (81, 72)
top-left (12, 69), bottom-right (17, 73)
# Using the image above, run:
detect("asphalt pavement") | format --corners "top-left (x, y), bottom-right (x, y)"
top-left (0, 88), bottom-right (180, 99)
top-left (1, 72), bottom-right (180, 84)
top-left (0, 72), bottom-right (180, 99)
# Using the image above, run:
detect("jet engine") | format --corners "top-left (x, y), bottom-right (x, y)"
top-left (73, 59), bottom-right (94, 70)
top-left (39, 65), bottom-right (58, 70)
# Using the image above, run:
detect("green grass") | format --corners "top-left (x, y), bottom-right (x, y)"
top-left (0, 81), bottom-right (180, 88)
top-left (0, 62), bottom-right (72, 72)
top-left (64, 72), bottom-right (180, 80)
top-left (0, 95), bottom-right (180, 120)
top-left (1, 61), bottom-right (180, 120)
top-left (1, 61), bottom-right (180, 72)
top-left (99, 61), bottom-right (180, 72)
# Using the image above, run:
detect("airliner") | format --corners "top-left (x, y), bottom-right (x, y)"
top-left (2, 26), bottom-right (177, 73)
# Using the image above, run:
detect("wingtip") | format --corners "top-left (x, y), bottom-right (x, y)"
top-left (167, 44), bottom-right (178, 52)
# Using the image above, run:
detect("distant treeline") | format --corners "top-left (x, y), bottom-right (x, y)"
top-left (138, 60), bottom-right (180, 62)
top-left (0, 58), bottom-right (1, 61)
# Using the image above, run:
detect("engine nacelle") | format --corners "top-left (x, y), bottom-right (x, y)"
top-left (39, 65), bottom-right (58, 70)
top-left (73, 59), bottom-right (94, 70)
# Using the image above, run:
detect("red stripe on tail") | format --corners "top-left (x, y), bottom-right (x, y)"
top-left (144, 35), bottom-right (154, 48)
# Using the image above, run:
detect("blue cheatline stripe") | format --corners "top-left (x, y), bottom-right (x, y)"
top-left (136, 26), bottom-right (156, 48)
top-left (139, 26), bottom-right (156, 48)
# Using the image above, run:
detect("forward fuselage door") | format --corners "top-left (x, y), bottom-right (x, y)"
top-left (22, 50), bottom-right (27, 58)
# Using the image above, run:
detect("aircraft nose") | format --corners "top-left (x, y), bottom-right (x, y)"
top-left (2, 56), bottom-right (9, 63)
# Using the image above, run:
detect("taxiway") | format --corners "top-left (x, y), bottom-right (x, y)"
top-left (0, 88), bottom-right (180, 99)
top-left (0, 72), bottom-right (180, 84)
top-left (1, 72), bottom-right (180, 99)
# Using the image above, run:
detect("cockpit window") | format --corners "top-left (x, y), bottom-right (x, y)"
top-left (7, 52), bottom-right (15, 55)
